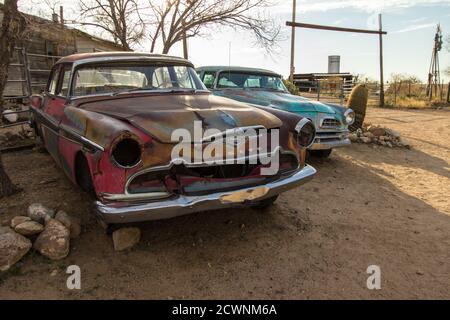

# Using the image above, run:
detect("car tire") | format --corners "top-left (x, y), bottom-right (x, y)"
top-left (309, 149), bottom-right (332, 158)
top-left (252, 195), bottom-right (278, 209)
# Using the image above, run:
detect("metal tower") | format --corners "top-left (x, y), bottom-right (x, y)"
top-left (427, 24), bottom-right (443, 99)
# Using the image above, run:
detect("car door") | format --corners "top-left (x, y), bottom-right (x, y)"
top-left (41, 64), bottom-right (72, 165)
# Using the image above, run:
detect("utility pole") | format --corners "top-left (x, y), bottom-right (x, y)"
top-left (182, 19), bottom-right (188, 59)
top-left (378, 14), bottom-right (385, 107)
top-left (59, 6), bottom-right (64, 25)
top-left (289, 0), bottom-right (296, 82)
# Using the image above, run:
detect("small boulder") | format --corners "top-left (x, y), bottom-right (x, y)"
top-left (14, 221), bottom-right (44, 237)
top-left (11, 216), bottom-right (31, 228)
top-left (398, 137), bottom-right (411, 148)
top-left (0, 227), bottom-right (32, 272)
top-left (112, 227), bottom-right (141, 251)
top-left (348, 133), bottom-right (358, 142)
top-left (362, 132), bottom-right (374, 139)
top-left (27, 203), bottom-right (55, 224)
top-left (55, 211), bottom-right (81, 239)
top-left (34, 219), bottom-right (70, 260)
top-left (369, 127), bottom-right (386, 137)
top-left (385, 128), bottom-right (401, 139)
top-left (360, 137), bottom-right (371, 144)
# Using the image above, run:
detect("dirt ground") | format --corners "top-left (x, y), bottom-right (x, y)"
top-left (0, 107), bottom-right (449, 299)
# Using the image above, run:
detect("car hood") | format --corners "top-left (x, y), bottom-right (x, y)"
top-left (217, 89), bottom-right (337, 114)
top-left (75, 93), bottom-right (283, 143)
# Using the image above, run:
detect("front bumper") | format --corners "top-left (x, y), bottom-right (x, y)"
top-left (95, 164), bottom-right (317, 224)
top-left (309, 131), bottom-right (351, 150)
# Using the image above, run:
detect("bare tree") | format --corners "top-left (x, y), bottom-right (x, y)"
top-left (148, 0), bottom-right (281, 54)
top-left (78, 0), bottom-right (146, 50)
top-left (0, 0), bottom-right (25, 197)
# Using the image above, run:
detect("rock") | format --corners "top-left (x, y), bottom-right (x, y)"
top-left (385, 128), bottom-right (401, 138)
top-left (14, 221), bottom-right (44, 236)
top-left (10, 216), bottom-right (31, 228)
top-left (2, 110), bottom-right (19, 123)
top-left (55, 211), bottom-right (81, 239)
top-left (27, 203), bottom-right (55, 224)
top-left (34, 219), bottom-right (70, 260)
top-left (360, 137), bottom-right (371, 144)
top-left (362, 132), bottom-right (374, 139)
top-left (348, 133), bottom-right (358, 142)
top-left (398, 137), bottom-right (411, 148)
top-left (369, 127), bottom-right (386, 137)
top-left (112, 227), bottom-right (141, 251)
top-left (0, 227), bottom-right (32, 272)
top-left (386, 142), bottom-right (393, 148)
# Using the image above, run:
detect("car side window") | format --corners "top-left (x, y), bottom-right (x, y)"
top-left (202, 72), bottom-right (216, 89)
top-left (48, 67), bottom-right (61, 95)
top-left (60, 65), bottom-right (72, 97)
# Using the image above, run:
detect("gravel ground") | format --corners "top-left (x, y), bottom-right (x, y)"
top-left (0, 107), bottom-right (449, 299)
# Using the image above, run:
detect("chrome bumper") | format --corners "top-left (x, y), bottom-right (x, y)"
top-left (95, 165), bottom-right (316, 224)
top-left (309, 130), bottom-right (351, 150)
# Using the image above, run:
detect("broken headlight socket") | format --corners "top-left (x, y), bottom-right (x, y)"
top-left (111, 136), bottom-right (142, 169)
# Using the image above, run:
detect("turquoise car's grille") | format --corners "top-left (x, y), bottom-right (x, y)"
top-left (321, 118), bottom-right (341, 128)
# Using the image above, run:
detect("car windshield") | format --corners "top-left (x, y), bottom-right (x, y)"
top-left (72, 64), bottom-right (206, 97)
top-left (217, 72), bottom-right (288, 92)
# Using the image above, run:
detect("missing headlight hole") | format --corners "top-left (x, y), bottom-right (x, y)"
top-left (112, 138), bottom-right (141, 168)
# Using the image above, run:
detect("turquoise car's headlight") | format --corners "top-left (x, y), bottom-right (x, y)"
top-left (295, 118), bottom-right (316, 148)
top-left (344, 109), bottom-right (355, 125)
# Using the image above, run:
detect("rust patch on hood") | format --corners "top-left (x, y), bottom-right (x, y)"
top-left (74, 93), bottom-right (283, 143)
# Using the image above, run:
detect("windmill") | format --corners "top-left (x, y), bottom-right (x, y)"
top-left (426, 24), bottom-right (443, 99)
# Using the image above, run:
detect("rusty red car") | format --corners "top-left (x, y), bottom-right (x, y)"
top-left (29, 52), bottom-right (316, 227)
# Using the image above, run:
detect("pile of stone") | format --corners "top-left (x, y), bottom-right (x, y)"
top-left (0, 203), bottom-right (81, 272)
top-left (349, 124), bottom-right (411, 148)
top-left (0, 128), bottom-right (34, 148)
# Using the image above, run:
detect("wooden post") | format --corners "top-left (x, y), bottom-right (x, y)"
top-left (447, 82), bottom-right (450, 103)
top-left (394, 82), bottom-right (398, 106)
top-left (289, 0), bottom-right (296, 82)
top-left (317, 81), bottom-right (320, 101)
top-left (378, 14), bottom-right (385, 107)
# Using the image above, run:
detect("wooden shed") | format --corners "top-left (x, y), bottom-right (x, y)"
top-left (0, 4), bottom-right (125, 98)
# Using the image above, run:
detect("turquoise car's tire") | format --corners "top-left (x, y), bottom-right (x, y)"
top-left (309, 149), bottom-right (332, 158)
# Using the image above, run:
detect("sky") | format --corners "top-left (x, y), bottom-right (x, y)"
top-left (14, 0), bottom-right (450, 82)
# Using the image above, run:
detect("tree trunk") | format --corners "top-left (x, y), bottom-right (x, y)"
top-left (0, 0), bottom-right (25, 197)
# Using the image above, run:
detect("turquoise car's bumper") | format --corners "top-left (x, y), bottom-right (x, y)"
top-left (309, 132), bottom-right (351, 150)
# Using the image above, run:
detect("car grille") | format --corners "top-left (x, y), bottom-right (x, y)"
top-left (321, 118), bottom-right (341, 129)
top-left (127, 153), bottom-right (299, 196)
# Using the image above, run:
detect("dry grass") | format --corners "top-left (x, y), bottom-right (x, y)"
top-left (386, 97), bottom-right (449, 110)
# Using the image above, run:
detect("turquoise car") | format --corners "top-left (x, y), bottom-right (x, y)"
top-left (196, 66), bottom-right (355, 158)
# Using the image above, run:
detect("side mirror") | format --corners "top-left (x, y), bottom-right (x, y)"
top-left (30, 95), bottom-right (43, 109)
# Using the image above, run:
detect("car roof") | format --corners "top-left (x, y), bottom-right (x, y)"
top-left (56, 52), bottom-right (194, 67)
top-left (196, 66), bottom-right (281, 77)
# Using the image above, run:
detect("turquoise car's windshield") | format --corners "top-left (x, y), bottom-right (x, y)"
top-left (72, 64), bottom-right (206, 97)
top-left (217, 72), bottom-right (288, 92)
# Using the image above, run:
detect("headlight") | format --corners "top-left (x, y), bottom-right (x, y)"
top-left (295, 118), bottom-right (316, 148)
top-left (111, 137), bottom-right (142, 168)
top-left (344, 109), bottom-right (355, 125)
